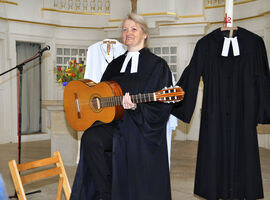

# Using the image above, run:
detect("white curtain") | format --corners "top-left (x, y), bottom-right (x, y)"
top-left (16, 42), bottom-right (41, 134)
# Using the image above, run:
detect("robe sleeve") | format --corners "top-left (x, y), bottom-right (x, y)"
top-left (256, 37), bottom-right (270, 124)
top-left (171, 40), bottom-right (205, 123)
top-left (126, 59), bottom-right (173, 145)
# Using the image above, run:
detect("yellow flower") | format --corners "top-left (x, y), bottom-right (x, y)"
top-left (54, 59), bottom-right (86, 86)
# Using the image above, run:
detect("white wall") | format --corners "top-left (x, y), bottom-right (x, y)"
top-left (176, 0), bottom-right (204, 16)
top-left (138, 0), bottom-right (176, 14)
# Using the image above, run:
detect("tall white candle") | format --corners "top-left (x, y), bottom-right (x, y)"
top-left (76, 55), bottom-right (79, 62)
top-left (225, 0), bottom-right (233, 27)
top-left (82, 53), bottom-right (84, 61)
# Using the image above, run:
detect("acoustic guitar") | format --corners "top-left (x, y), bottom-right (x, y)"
top-left (64, 79), bottom-right (184, 131)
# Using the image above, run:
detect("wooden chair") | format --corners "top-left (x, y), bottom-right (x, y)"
top-left (8, 151), bottom-right (71, 200)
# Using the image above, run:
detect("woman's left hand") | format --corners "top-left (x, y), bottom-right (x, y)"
top-left (122, 92), bottom-right (137, 110)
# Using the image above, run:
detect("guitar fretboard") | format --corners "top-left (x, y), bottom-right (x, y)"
top-left (100, 93), bottom-right (155, 108)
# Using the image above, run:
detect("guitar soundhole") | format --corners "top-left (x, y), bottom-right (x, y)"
top-left (90, 95), bottom-right (102, 112)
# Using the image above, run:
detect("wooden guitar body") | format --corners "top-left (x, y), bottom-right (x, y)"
top-left (64, 79), bottom-right (124, 131)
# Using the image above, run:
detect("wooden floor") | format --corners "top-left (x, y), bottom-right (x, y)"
top-left (1, 140), bottom-right (270, 199)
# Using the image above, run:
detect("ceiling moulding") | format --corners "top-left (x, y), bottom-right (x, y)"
top-left (106, 12), bottom-right (178, 29)
top-left (176, 15), bottom-right (206, 24)
top-left (205, 0), bottom-right (256, 9)
top-left (104, 27), bottom-right (122, 39)
top-left (0, 16), bottom-right (106, 29)
top-left (107, 18), bottom-right (121, 28)
top-left (209, 10), bottom-right (270, 25)
top-left (107, 13), bottom-right (205, 29)
top-left (0, 1), bottom-right (17, 6)
top-left (178, 14), bottom-right (205, 19)
top-left (140, 12), bottom-right (178, 17)
top-left (41, 8), bottom-right (110, 16)
top-left (158, 23), bottom-right (208, 37)
top-left (140, 12), bottom-right (179, 28)
top-left (104, 22), bottom-right (208, 39)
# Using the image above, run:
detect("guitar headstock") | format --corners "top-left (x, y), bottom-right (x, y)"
top-left (154, 86), bottom-right (184, 103)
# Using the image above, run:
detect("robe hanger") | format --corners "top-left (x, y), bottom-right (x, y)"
top-left (221, 0), bottom-right (237, 38)
top-left (220, 26), bottom-right (238, 38)
top-left (103, 40), bottom-right (116, 55)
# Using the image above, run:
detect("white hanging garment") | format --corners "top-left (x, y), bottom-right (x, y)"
top-left (84, 39), bottom-right (126, 82)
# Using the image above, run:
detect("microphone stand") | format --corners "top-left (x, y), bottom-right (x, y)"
top-left (0, 50), bottom-right (45, 199)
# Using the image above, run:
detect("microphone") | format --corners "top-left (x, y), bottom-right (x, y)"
top-left (38, 45), bottom-right (50, 54)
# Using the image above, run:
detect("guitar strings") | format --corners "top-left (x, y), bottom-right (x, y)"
top-left (90, 89), bottom-right (183, 109)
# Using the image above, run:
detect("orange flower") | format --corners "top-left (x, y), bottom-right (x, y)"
top-left (54, 59), bottom-right (86, 85)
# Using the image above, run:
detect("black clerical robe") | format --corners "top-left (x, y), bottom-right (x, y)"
top-left (172, 27), bottom-right (270, 200)
top-left (72, 48), bottom-right (173, 200)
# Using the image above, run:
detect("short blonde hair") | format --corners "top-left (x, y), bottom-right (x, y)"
top-left (122, 13), bottom-right (149, 47)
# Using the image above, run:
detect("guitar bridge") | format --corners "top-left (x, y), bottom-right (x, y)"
top-left (74, 93), bottom-right (81, 119)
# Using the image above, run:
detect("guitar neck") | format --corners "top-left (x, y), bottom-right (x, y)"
top-left (100, 93), bottom-right (155, 108)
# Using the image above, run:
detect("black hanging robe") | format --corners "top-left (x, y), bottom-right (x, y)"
top-left (71, 48), bottom-right (173, 200)
top-left (172, 27), bottom-right (270, 199)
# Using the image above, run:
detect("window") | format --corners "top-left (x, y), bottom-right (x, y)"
top-left (56, 46), bottom-right (88, 67)
top-left (149, 46), bottom-right (178, 81)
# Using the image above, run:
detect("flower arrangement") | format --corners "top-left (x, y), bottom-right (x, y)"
top-left (54, 59), bottom-right (85, 86)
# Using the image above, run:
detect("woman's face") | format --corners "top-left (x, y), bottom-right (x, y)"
top-left (122, 19), bottom-right (147, 51)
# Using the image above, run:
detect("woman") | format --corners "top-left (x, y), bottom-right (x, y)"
top-left (71, 13), bottom-right (173, 200)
